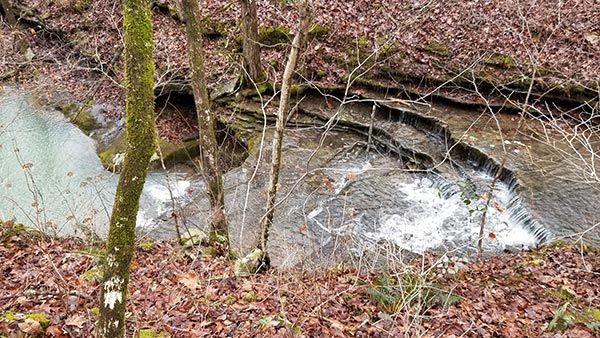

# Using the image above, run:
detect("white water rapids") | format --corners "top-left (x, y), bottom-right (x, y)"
top-left (304, 153), bottom-right (539, 257)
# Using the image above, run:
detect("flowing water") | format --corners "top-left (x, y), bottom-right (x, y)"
top-left (1, 86), bottom-right (598, 268)
top-left (306, 151), bottom-right (539, 257)
top-left (0, 88), bottom-right (197, 237)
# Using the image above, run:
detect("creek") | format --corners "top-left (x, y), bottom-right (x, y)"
top-left (0, 87), bottom-right (199, 237)
top-left (1, 86), bottom-right (598, 268)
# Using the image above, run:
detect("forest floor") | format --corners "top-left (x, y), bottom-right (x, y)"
top-left (1, 221), bottom-right (599, 337)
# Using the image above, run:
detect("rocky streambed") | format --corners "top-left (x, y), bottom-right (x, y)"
top-left (2, 85), bottom-right (598, 269)
top-left (146, 89), bottom-right (599, 268)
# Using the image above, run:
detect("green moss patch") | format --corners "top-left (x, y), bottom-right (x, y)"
top-left (1, 220), bottom-right (44, 244)
top-left (1, 311), bottom-right (50, 330)
top-left (98, 132), bottom-right (127, 171)
top-left (75, 0), bottom-right (91, 13)
top-left (137, 328), bottom-right (170, 338)
top-left (421, 39), bottom-right (451, 57)
top-left (138, 239), bottom-right (156, 250)
top-left (154, 138), bottom-right (199, 167)
top-left (54, 102), bottom-right (98, 133)
top-left (237, 82), bottom-right (271, 97)
top-left (548, 302), bottom-right (600, 332)
top-left (89, 307), bottom-right (100, 316)
top-left (483, 53), bottom-right (516, 69)
top-left (180, 228), bottom-right (209, 248)
top-left (98, 134), bottom-right (198, 171)
top-left (241, 290), bottom-right (257, 302)
top-left (201, 19), bottom-right (226, 39)
top-left (259, 26), bottom-right (291, 46)
top-left (81, 265), bottom-right (103, 283)
top-left (307, 23), bottom-right (330, 39)
top-left (233, 248), bottom-right (263, 276)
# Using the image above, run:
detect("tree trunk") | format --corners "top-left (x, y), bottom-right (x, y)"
top-left (259, 0), bottom-right (311, 264)
top-left (96, 0), bottom-right (156, 336)
top-left (240, 0), bottom-right (265, 83)
top-left (0, 0), bottom-right (16, 25)
top-left (180, 0), bottom-right (228, 245)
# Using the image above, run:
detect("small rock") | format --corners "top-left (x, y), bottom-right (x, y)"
top-left (181, 228), bottom-right (208, 247)
top-left (24, 47), bottom-right (35, 62)
top-left (585, 32), bottom-right (599, 46)
top-left (234, 249), bottom-right (263, 276)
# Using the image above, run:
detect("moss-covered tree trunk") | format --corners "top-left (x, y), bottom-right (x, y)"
top-left (240, 0), bottom-right (265, 83)
top-left (180, 0), bottom-right (228, 245)
top-left (96, 0), bottom-right (156, 336)
top-left (259, 0), bottom-right (311, 265)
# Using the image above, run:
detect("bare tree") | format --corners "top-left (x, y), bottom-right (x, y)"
top-left (96, 0), bottom-right (156, 336)
top-left (239, 0), bottom-right (265, 83)
top-left (180, 0), bottom-right (228, 246)
top-left (258, 0), bottom-right (311, 265)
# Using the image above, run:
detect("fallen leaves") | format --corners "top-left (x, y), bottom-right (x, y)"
top-left (17, 318), bottom-right (43, 335)
top-left (64, 314), bottom-right (86, 328)
top-left (2, 222), bottom-right (599, 337)
top-left (322, 176), bottom-right (335, 191)
top-left (178, 271), bottom-right (202, 290)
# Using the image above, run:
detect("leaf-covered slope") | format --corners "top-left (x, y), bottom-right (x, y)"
top-left (1, 222), bottom-right (598, 337)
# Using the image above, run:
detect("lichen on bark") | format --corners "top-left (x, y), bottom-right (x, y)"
top-left (96, 0), bottom-right (156, 336)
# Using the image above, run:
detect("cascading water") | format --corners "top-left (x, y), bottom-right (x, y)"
top-left (0, 88), bottom-right (197, 236)
top-left (288, 92), bottom-right (555, 259)
top-left (304, 147), bottom-right (548, 258)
